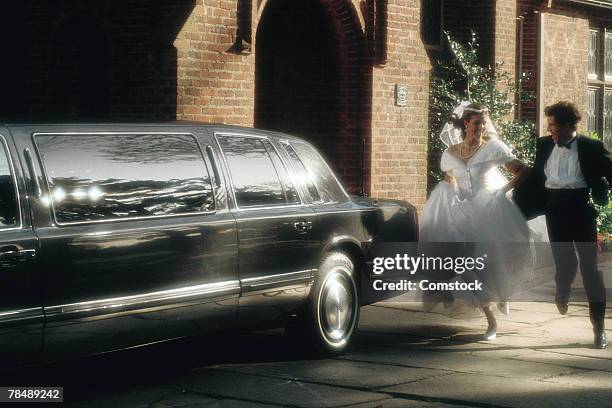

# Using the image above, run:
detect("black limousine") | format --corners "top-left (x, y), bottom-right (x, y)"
top-left (0, 123), bottom-right (417, 370)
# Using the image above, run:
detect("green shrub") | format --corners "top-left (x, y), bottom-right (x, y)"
top-left (428, 31), bottom-right (535, 187)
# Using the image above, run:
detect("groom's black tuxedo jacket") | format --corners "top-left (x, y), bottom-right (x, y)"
top-left (514, 135), bottom-right (612, 220)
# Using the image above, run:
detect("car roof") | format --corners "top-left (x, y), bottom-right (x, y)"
top-left (2, 121), bottom-right (307, 143)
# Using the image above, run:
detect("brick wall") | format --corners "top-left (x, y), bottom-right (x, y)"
top-left (494, 0), bottom-right (517, 94)
top-left (174, 1), bottom-right (255, 126)
top-left (540, 11), bottom-right (589, 133)
top-left (12, 0), bottom-right (432, 205)
top-left (21, 1), bottom-right (195, 120)
top-left (517, 0), bottom-right (540, 122)
top-left (518, 1), bottom-right (612, 134)
top-left (368, 0), bottom-right (430, 207)
top-left (18, 0), bottom-right (253, 122)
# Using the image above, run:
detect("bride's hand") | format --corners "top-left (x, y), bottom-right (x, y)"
top-left (496, 188), bottom-right (510, 199)
top-left (444, 173), bottom-right (457, 188)
top-left (504, 159), bottom-right (530, 188)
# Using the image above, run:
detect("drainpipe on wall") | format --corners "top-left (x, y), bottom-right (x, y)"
top-left (517, 15), bottom-right (525, 121)
top-left (361, 135), bottom-right (367, 197)
top-left (537, 11), bottom-right (546, 135)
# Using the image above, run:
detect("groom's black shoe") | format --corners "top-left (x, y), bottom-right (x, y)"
top-left (594, 330), bottom-right (608, 349)
top-left (555, 301), bottom-right (568, 315)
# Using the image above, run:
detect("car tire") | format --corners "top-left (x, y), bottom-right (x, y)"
top-left (303, 251), bottom-right (360, 354)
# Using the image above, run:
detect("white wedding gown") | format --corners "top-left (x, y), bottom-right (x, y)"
top-left (419, 139), bottom-right (551, 304)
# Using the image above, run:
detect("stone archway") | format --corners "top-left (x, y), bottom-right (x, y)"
top-left (255, 0), bottom-right (368, 194)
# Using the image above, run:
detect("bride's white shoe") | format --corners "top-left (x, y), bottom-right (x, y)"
top-left (484, 325), bottom-right (497, 341)
top-left (497, 302), bottom-right (510, 315)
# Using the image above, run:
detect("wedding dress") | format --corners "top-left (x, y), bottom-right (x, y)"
top-left (419, 138), bottom-right (551, 304)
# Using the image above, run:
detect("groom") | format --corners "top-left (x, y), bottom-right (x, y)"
top-left (515, 101), bottom-right (611, 349)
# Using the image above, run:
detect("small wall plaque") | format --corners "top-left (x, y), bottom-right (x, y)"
top-left (395, 84), bottom-right (408, 107)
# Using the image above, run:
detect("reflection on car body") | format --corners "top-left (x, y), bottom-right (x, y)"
top-left (0, 122), bottom-right (417, 370)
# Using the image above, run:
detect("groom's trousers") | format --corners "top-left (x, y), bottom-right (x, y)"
top-left (545, 188), bottom-right (606, 330)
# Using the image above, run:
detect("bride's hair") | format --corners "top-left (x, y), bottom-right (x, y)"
top-left (447, 103), bottom-right (490, 140)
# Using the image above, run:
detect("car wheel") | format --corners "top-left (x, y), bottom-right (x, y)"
top-left (307, 251), bottom-right (360, 353)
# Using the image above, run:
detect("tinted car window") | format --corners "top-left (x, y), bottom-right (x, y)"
top-left (217, 135), bottom-right (290, 208)
top-left (290, 140), bottom-right (347, 203)
top-left (35, 134), bottom-right (214, 224)
top-left (261, 139), bottom-right (300, 205)
top-left (0, 139), bottom-right (18, 228)
top-left (280, 141), bottom-right (321, 202)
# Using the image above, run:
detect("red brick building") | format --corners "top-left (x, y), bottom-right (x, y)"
top-left (2, 0), bottom-right (611, 207)
top-left (518, 0), bottom-right (612, 147)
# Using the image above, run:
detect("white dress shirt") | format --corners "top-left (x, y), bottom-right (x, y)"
top-left (544, 136), bottom-right (587, 189)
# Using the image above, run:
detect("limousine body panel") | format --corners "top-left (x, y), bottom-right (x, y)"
top-left (203, 127), bottom-right (322, 327)
top-left (0, 122), bottom-right (418, 368)
top-left (8, 125), bottom-right (240, 361)
top-left (0, 127), bottom-right (44, 368)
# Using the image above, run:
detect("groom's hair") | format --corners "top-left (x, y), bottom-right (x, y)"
top-left (544, 101), bottom-right (582, 128)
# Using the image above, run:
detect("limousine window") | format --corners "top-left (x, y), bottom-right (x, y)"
top-left (280, 141), bottom-right (321, 202)
top-left (261, 139), bottom-right (300, 204)
top-left (35, 134), bottom-right (214, 223)
top-left (290, 140), bottom-right (347, 203)
top-left (0, 141), bottom-right (18, 228)
top-left (217, 135), bottom-right (298, 208)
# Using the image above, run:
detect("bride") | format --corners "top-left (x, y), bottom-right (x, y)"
top-left (420, 101), bottom-right (548, 340)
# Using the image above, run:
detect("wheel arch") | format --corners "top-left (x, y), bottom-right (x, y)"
top-left (320, 235), bottom-right (366, 288)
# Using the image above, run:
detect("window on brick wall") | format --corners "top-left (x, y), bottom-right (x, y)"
top-left (422, 0), bottom-right (444, 48)
top-left (588, 27), bottom-right (612, 149)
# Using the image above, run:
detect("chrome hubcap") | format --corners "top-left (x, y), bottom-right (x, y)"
top-left (319, 268), bottom-right (355, 345)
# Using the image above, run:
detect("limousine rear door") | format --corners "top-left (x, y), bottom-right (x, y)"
top-left (0, 128), bottom-right (42, 370)
top-left (13, 126), bottom-right (238, 360)
top-left (212, 132), bottom-right (319, 326)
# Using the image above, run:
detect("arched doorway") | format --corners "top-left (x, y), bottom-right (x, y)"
top-left (255, 0), bottom-right (367, 194)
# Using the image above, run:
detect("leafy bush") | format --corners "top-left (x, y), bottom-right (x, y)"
top-left (428, 31), bottom-right (535, 187)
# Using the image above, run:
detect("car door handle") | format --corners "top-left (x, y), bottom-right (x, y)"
top-left (0, 246), bottom-right (37, 262)
top-left (293, 221), bottom-right (313, 234)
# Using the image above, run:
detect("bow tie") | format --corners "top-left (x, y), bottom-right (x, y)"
top-left (558, 138), bottom-right (576, 149)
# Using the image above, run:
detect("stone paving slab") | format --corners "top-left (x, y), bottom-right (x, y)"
top-left (491, 330), bottom-right (612, 352)
top-left (359, 306), bottom-right (500, 349)
top-left (356, 329), bottom-right (502, 352)
top-left (340, 347), bottom-right (581, 380)
top-left (489, 333), bottom-right (590, 349)
top-left (506, 302), bottom-right (573, 314)
top-left (462, 322), bottom-right (603, 350)
top-left (58, 301), bottom-right (612, 408)
top-left (367, 302), bottom-right (611, 354)
top-left (507, 349), bottom-right (612, 372)
top-left (63, 388), bottom-right (169, 408)
top-left (491, 308), bottom-right (565, 325)
top-left (163, 369), bottom-right (390, 408)
top-left (220, 359), bottom-right (446, 390)
top-left (379, 372), bottom-right (612, 408)
top-left (532, 344), bottom-right (612, 359)
top-left (63, 388), bottom-right (278, 408)
top-left (361, 306), bottom-right (475, 333)
top-left (537, 369), bottom-right (612, 387)
top-left (345, 398), bottom-right (474, 408)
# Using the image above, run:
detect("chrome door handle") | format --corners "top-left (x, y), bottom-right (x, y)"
top-left (293, 221), bottom-right (313, 234)
top-left (0, 247), bottom-right (37, 262)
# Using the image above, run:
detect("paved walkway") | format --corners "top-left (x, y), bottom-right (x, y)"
top-left (15, 254), bottom-right (612, 407)
top-left (47, 298), bottom-right (611, 408)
